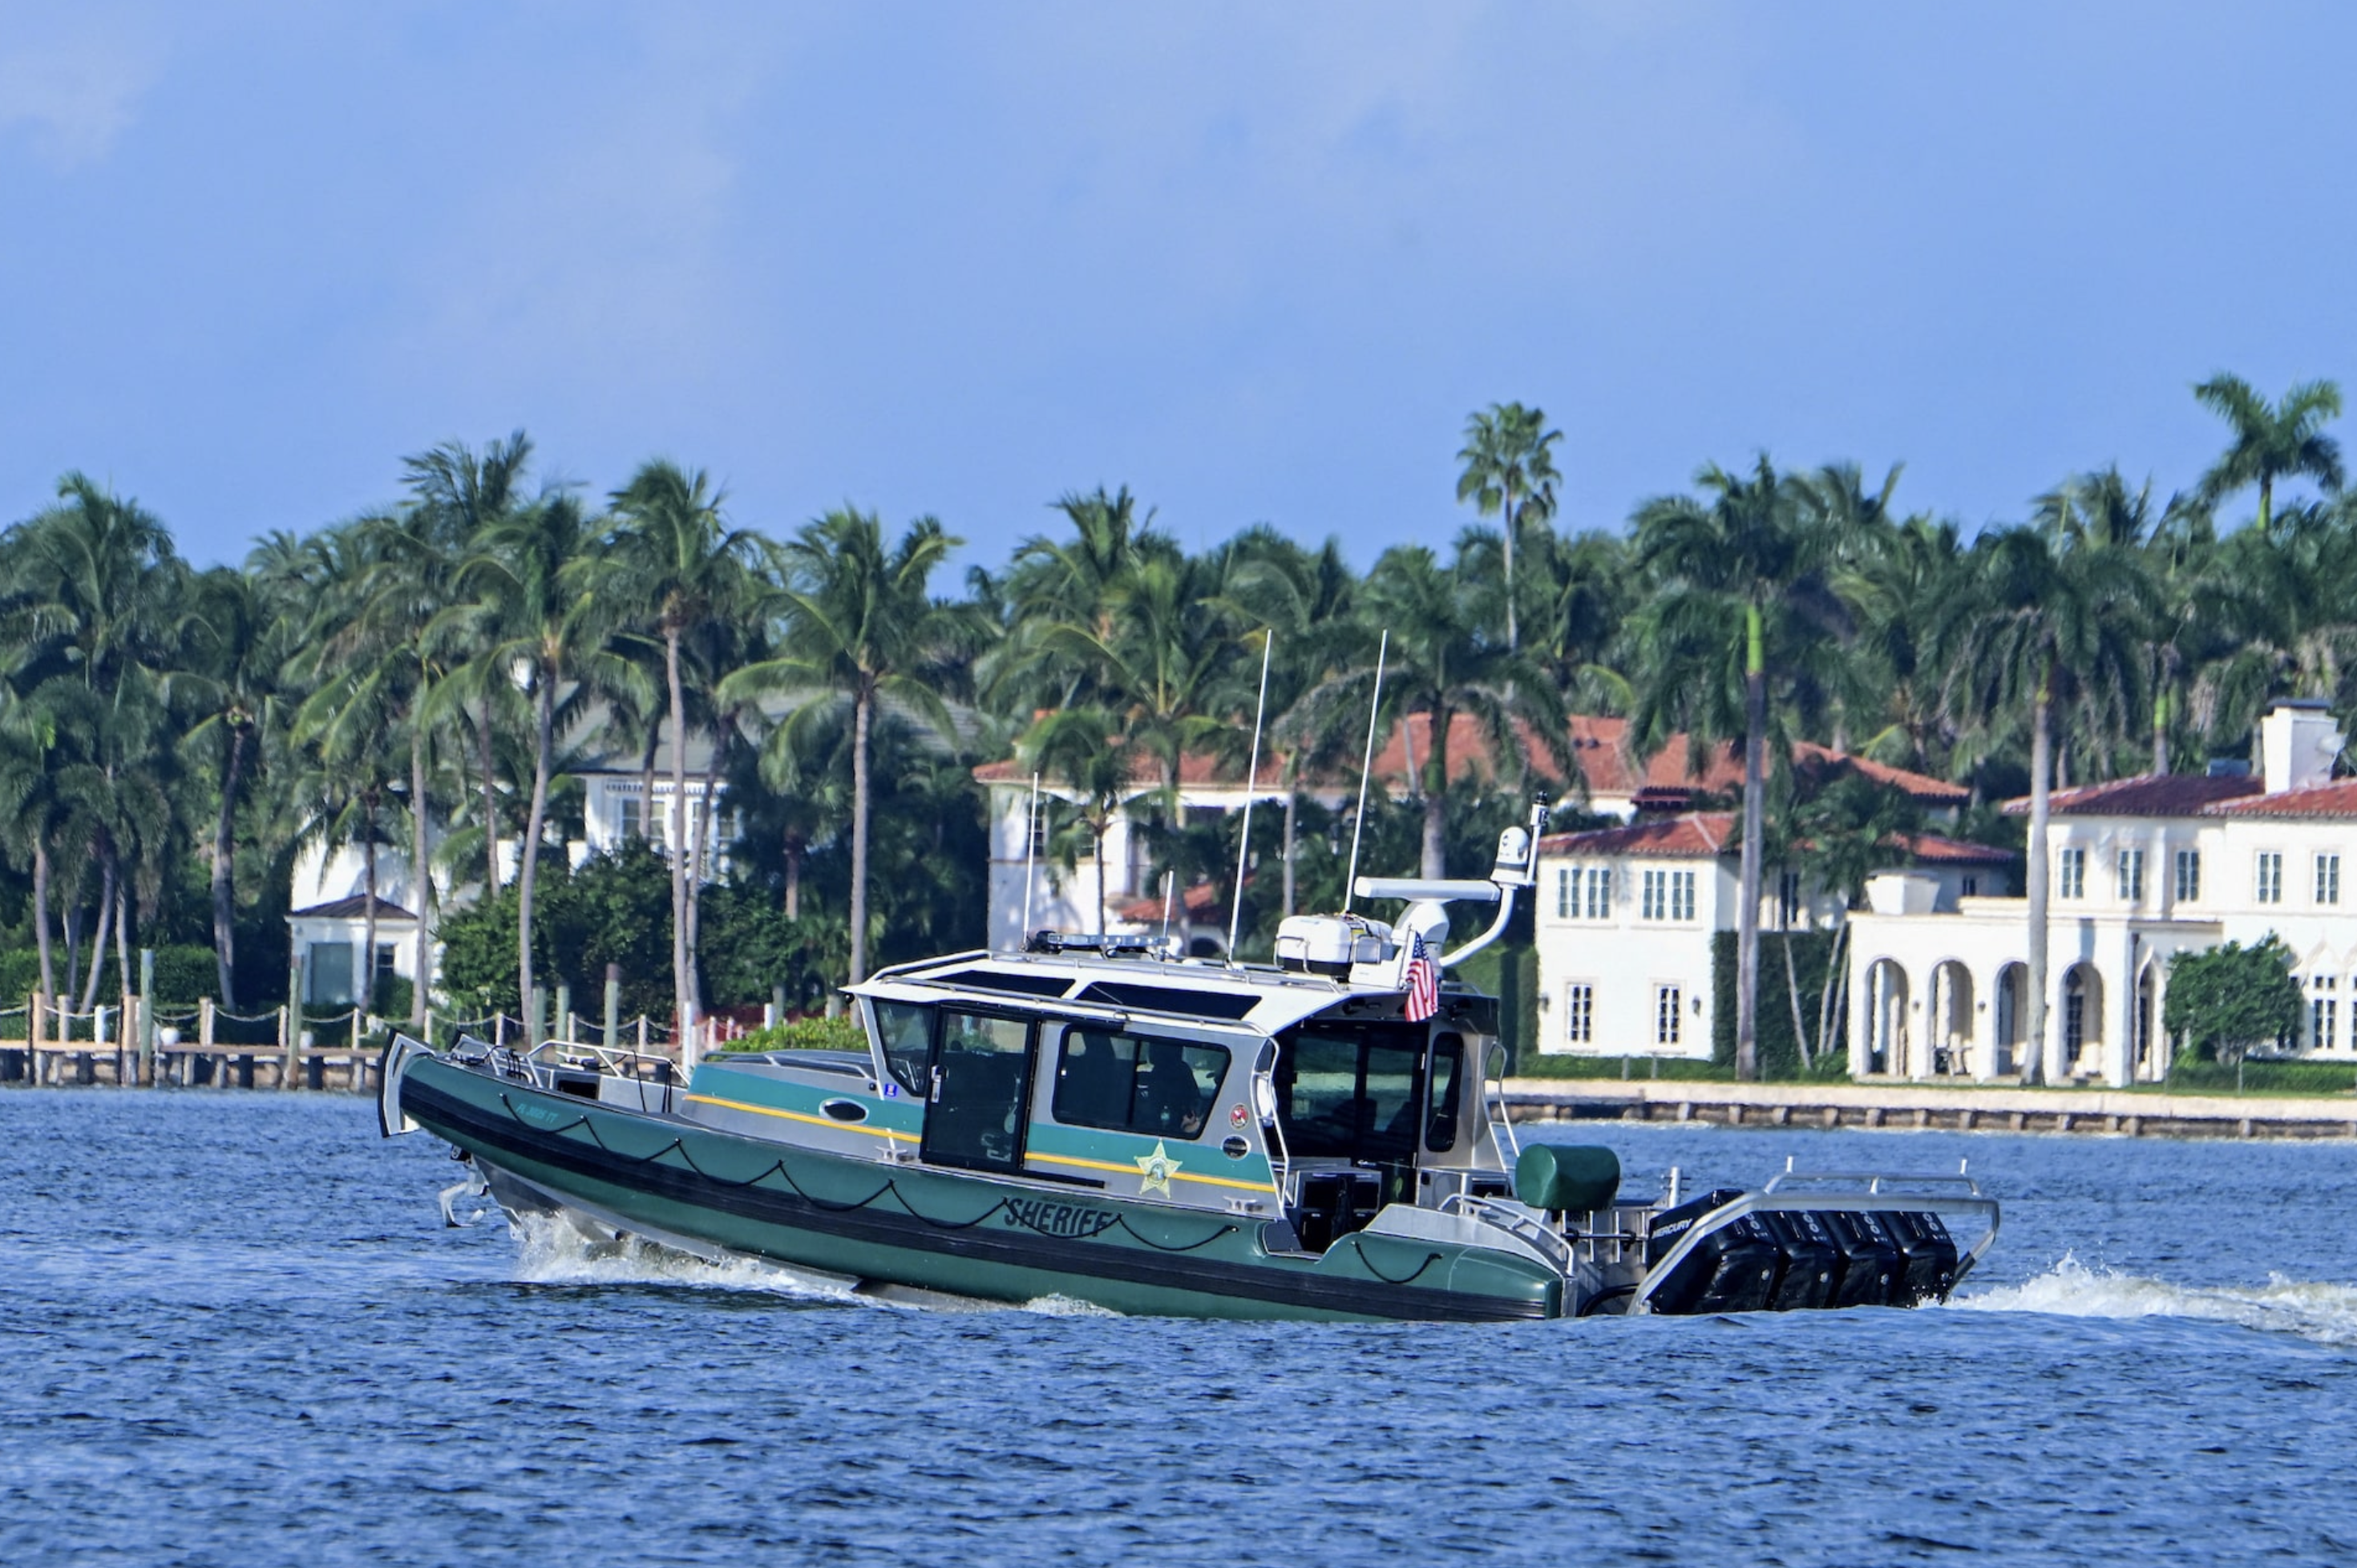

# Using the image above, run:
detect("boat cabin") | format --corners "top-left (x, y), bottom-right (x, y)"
top-left (830, 946), bottom-right (1519, 1255)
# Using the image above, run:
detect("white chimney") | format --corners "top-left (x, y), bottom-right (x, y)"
top-left (2260, 699), bottom-right (2344, 794)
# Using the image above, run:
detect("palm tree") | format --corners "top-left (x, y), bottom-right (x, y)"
top-left (458, 492), bottom-right (643, 1041)
top-left (1299, 541), bottom-right (1567, 879)
top-left (1223, 527), bottom-right (1360, 916)
top-left (1933, 526), bottom-right (2149, 1085)
top-left (984, 485), bottom-right (1177, 721)
top-left (182, 567), bottom-right (294, 1007)
top-left (400, 433), bottom-right (535, 895)
top-left (1032, 550), bottom-right (1231, 798)
top-left (0, 474), bottom-right (188, 1010)
top-left (1633, 457), bottom-right (1855, 1083)
top-left (606, 460), bottom-right (759, 1037)
top-left (719, 509), bottom-right (973, 984)
top-left (2195, 374), bottom-right (2344, 535)
top-left (0, 725), bottom-right (64, 997)
top-left (1456, 402), bottom-right (1563, 651)
top-left (1021, 706), bottom-right (1142, 935)
top-left (1839, 512), bottom-right (1970, 777)
top-left (346, 510), bottom-right (466, 1029)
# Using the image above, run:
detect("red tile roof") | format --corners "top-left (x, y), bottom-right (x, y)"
top-left (1898, 833), bottom-right (2013, 866)
top-left (1110, 879), bottom-right (1231, 923)
top-left (976, 711), bottom-right (1967, 806)
top-left (2206, 779), bottom-right (2357, 818)
top-left (1537, 816), bottom-right (2009, 867)
top-left (1538, 812), bottom-right (1735, 859)
top-left (972, 750), bottom-right (1288, 787)
top-left (2003, 774), bottom-right (2264, 818)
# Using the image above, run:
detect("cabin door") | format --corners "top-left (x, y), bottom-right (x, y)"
top-left (920, 1009), bottom-right (1035, 1174)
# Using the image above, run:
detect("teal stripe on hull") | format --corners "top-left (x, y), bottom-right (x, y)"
top-left (402, 1058), bottom-right (1559, 1323)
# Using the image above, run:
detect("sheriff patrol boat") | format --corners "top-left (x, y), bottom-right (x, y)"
top-left (377, 805), bottom-right (1999, 1321)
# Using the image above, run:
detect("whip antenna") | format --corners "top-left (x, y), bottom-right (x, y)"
top-left (1343, 629), bottom-right (1388, 914)
top-left (1227, 631), bottom-right (1273, 962)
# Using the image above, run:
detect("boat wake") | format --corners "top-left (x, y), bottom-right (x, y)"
top-left (1949, 1254), bottom-right (2357, 1347)
top-left (502, 1214), bottom-right (1126, 1316)
top-left (507, 1212), bottom-right (872, 1304)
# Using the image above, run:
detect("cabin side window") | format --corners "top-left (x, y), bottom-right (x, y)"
top-left (872, 1001), bottom-right (934, 1096)
top-left (1052, 1030), bottom-right (1230, 1139)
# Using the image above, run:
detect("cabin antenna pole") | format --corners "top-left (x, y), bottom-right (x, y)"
top-left (1227, 631), bottom-right (1273, 962)
top-left (1020, 771), bottom-right (1041, 945)
top-left (1343, 630), bottom-right (1389, 914)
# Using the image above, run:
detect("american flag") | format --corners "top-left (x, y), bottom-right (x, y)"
top-left (1403, 932), bottom-right (1440, 1022)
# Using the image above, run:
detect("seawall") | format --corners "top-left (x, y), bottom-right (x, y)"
top-left (1503, 1077), bottom-right (2357, 1141)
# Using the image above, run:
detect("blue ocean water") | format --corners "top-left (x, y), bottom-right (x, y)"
top-left (5, 1091), bottom-right (2357, 1566)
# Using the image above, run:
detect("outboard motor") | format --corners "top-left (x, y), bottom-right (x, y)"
top-left (1821, 1210), bottom-right (1905, 1308)
top-left (1644, 1190), bottom-right (1782, 1315)
top-left (1884, 1211), bottom-right (1961, 1305)
top-left (1757, 1210), bottom-right (1843, 1311)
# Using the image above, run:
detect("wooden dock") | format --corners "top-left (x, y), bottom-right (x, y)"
top-left (3, 1041), bottom-right (381, 1092)
top-left (1503, 1078), bottom-right (2357, 1141)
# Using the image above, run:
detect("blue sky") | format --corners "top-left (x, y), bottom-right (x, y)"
top-left (3, 2), bottom-right (2353, 572)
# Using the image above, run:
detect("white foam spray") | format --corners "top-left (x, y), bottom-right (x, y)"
top-left (1949, 1254), bottom-right (2357, 1348)
top-left (506, 1211), bottom-right (874, 1304)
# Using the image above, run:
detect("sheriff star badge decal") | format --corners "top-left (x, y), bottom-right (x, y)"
top-left (1134, 1140), bottom-right (1182, 1197)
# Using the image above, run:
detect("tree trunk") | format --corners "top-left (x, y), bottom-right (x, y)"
top-left (1419, 709), bottom-right (1448, 879)
top-left (782, 831), bottom-right (803, 919)
top-left (32, 836), bottom-right (55, 999)
top-left (520, 668), bottom-right (556, 1045)
top-left (1281, 780), bottom-right (1298, 919)
top-left (2260, 474), bottom-right (2274, 536)
top-left (80, 852), bottom-right (115, 1013)
top-left (1817, 915), bottom-right (1849, 1071)
top-left (64, 904), bottom-right (81, 1004)
top-left (1735, 604), bottom-right (1766, 1083)
top-left (113, 873), bottom-right (131, 1024)
top-left (479, 700), bottom-right (502, 892)
top-left (212, 725), bottom-right (245, 1008)
top-left (410, 717), bottom-right (435, 1029)
top-left (2024, 676), bottom-right (2054, 1086)
top-left (1092, 820), bottom-right (1109, 936)
top-left (1783, 930), bottom-right (1812, 1068)
top-left (666, 629), bottom-right (693, 1038)
top-left (1502, 485), bottom-right (1518, 653)
top-left (687, 713), bottom-right (729, 998)
top-left (362, 792), bottom-right (381, 1018)
top-left (850, 686), bottom-right (873, 984)
top-left (638, 726), bottom-right (659, 841)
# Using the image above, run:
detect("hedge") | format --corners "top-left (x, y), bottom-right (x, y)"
top-left (0, 945), bottom-right (222, 1005)
top-left (1711, 929), bottom-right (1851, 1081)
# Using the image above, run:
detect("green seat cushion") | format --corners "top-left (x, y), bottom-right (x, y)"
top-left (1515, 1142), bottom-right (1619, 1213)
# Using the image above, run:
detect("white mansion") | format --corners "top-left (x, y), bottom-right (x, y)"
top-left (972, 714), bottom-right (1882, 956)
top-left (285, 719), bottom-right (733, 1008)
top-left (1846, 698), bottom-right (2356, 1089)
top-left (1531, 760), bottom-right (2006, 1069)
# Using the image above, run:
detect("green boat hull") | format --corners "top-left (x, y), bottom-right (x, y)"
top-left (399, 1056), bottom-right (1561, 1323)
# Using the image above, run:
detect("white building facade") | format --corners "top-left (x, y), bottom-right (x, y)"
top-left (1846, 699), bottom-right (2357, 1088)
top-left (1532, 811), bottom-right (2008, 1061)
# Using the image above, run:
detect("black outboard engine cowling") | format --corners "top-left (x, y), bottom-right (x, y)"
top-left (1821, 1210), bottom-right (1904, 1307)
top-left (1757, 1210), bottom-right (1842, 1311)
top-left (1884, 1211), bottom-right (1961, 1305)
top-left (1644, 1190), bottom-right (1782, 1315)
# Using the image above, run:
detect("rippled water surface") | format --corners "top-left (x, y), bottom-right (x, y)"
top-left (7, 1091), bottom-right (2357, 1564)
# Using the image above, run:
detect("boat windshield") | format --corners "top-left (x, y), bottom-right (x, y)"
top-left (1271, 1020), bottom-right (1428, 1165)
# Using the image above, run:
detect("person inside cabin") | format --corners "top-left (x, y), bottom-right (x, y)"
top-left (1135, 1040), bottom-right (1211, 1137)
